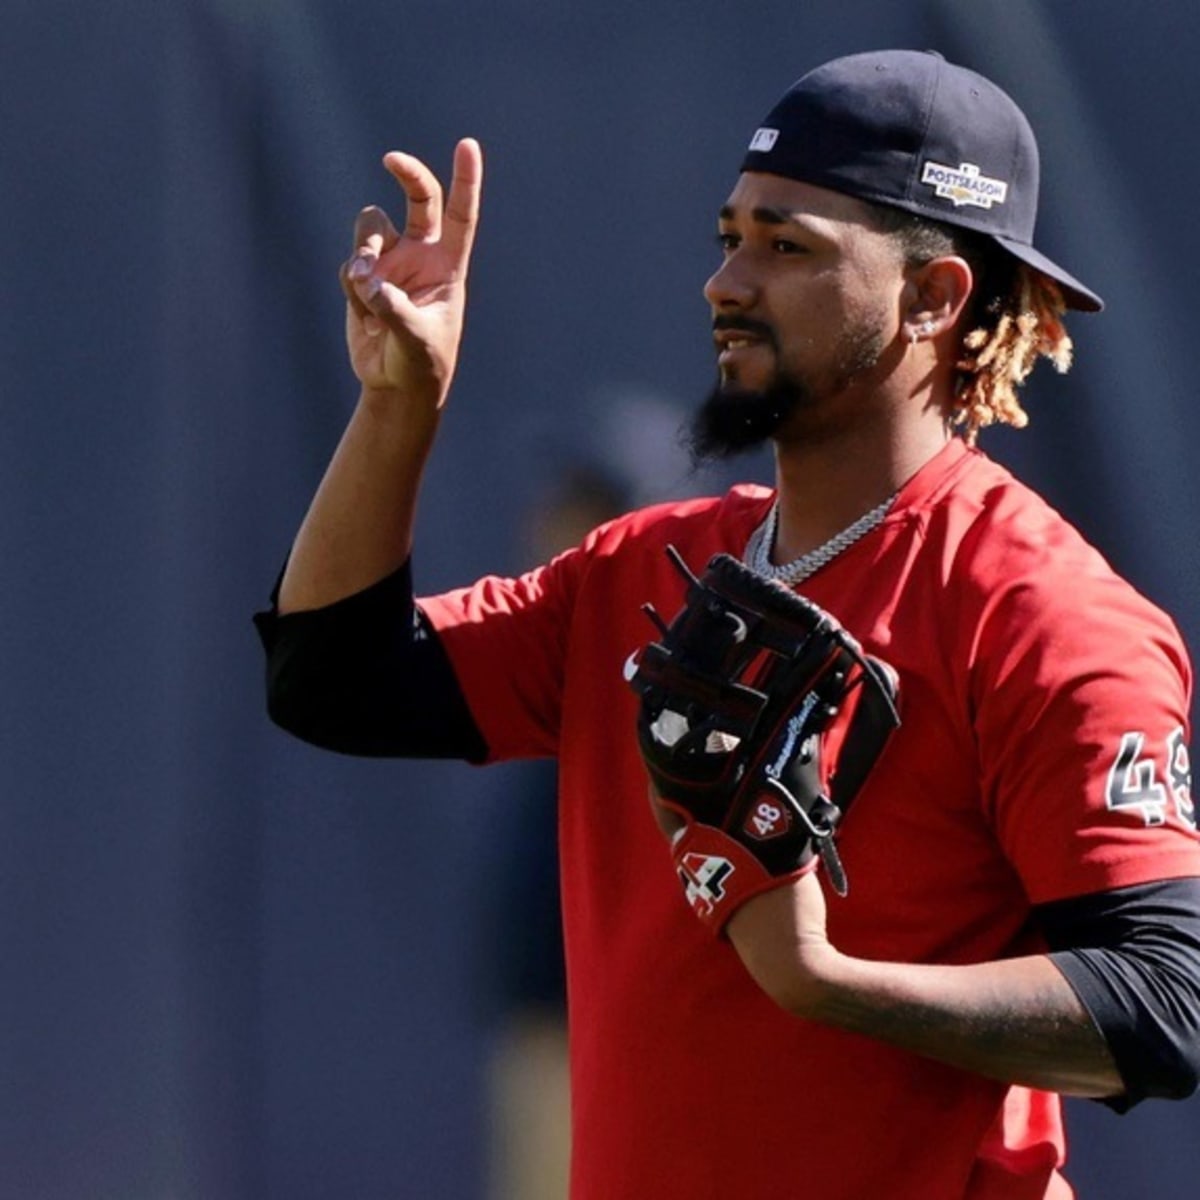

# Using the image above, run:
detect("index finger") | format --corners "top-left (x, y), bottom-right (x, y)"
top-left (382, 151), bottom-right (445, 242)
top-left (441, 138), bottom-right (484, 268)
top-left (350, 204), bottom-right (401, 259)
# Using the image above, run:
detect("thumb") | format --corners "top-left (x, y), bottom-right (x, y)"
top-left (356, 275), bottom-right (420, 329)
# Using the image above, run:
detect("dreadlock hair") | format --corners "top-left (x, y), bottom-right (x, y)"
top-left (868, 205), bottom-right (1074, 444)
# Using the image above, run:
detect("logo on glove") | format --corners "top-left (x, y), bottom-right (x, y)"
top-left (766, 695), bottom-right (819, 780)
top-left (678, 852), bottom-right (734, 918)
top-left (742, 797), bottom-right (792, 841)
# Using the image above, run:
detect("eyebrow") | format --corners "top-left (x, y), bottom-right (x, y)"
top-left (718, 203), bottom-right (804, 226)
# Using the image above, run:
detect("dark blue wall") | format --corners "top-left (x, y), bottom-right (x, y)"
top-left (3, 2), bottom-right (1198, 1196)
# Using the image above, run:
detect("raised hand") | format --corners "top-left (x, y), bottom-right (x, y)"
top-left (340, 138), bottom-right (483, 409)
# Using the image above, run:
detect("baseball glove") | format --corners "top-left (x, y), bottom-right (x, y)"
top-left (628, 546), bottom-right (900, 933)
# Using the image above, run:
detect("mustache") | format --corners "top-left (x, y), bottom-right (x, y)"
top-left (712, 315), bottom-right (777, 346)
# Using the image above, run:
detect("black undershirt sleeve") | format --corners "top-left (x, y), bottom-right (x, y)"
top-left (253, 560), bottom-right (488, 762)
top-left (1034, 876), bottom-right (1200, 1110)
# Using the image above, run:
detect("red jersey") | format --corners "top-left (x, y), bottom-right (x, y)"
top-left (421, 439), bottom-right (1200, 1199)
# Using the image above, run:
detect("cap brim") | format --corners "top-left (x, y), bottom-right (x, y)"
top-left (994, 235), bottom-right (1103, 313)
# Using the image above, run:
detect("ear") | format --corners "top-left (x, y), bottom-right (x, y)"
top-left (901, 256), bottom-right (974, 343)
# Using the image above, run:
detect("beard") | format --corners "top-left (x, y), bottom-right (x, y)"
top-left (685, 374), bottom-right (809, 461)
top-left (686, 314), bottom-right (890, 463)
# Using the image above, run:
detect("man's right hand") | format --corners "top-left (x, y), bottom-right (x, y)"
top-left (276, 139), bottom-right (483, 616)
top-left (339, 138), bottom-right (483, 411)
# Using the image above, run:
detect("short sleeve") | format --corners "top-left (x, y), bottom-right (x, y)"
top-left (972, 554), bottom-right (1199, 905)
top-left (419, 542), bottom-right (589, 763)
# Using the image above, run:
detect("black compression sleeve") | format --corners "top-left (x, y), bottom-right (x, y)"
top-left (253, 560), bottom-right (488, 761)
top-left (1034, 876), bottom-right (1200, 1110)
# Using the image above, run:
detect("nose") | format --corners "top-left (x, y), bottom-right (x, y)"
top-left (704, 253), bottom-right (757, 311)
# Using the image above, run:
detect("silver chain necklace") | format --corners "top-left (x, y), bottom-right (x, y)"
top-left (744, 493), bottom-right (897, 585)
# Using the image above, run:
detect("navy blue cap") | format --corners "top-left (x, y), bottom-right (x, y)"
top-left (741, 49), bottom-right (1102, 312)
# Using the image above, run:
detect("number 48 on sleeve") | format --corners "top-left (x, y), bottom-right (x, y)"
top-left (1106, 727), bottom-right (1195, 830)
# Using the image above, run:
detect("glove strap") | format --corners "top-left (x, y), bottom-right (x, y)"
top-left (668, 816), bottom-right (817, 935)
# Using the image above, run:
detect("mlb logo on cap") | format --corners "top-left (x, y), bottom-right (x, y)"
top-left (748, 127), bottom-right (779, 152)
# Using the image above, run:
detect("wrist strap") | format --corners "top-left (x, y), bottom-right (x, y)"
top-left (670, 819), bottom-right (815, 934)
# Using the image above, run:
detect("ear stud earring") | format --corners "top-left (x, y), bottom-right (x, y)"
top-left (908, 320), bottom-right (936, 345)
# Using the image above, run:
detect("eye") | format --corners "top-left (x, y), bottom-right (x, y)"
top-left (715, 231), bottom-right (740, 253)
top-left (771, 238), bottom-right (804, 255)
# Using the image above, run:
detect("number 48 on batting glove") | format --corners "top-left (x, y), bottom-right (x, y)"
top-left (628, 548), bottom-right (900, 934)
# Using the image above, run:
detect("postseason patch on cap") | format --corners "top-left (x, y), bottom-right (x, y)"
top-left (748, 127), bottom-right (779, 152)
top-left (920, 160), bottom-right (1009, 210)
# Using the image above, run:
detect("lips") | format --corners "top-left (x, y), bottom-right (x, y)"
top-left (714, 329), bottom-right (770, 367)
top-left (715, 332), bottom-right (761, 351)
top-left (712, 319), bottom-right (775, 365)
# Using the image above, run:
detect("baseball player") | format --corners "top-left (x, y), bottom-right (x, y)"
top-left (257, 50), bottom-right (1200, 1199)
